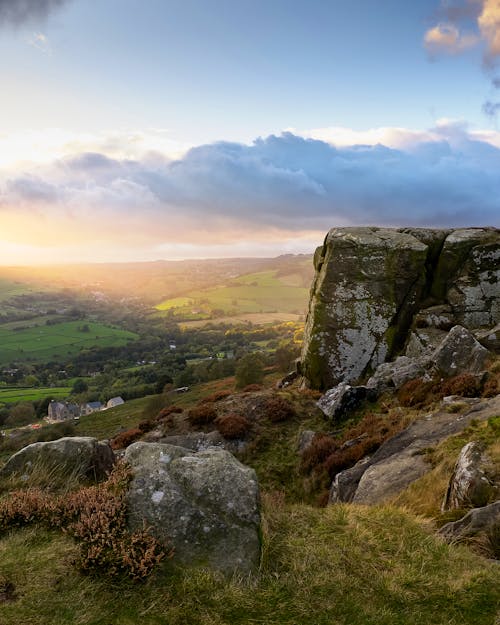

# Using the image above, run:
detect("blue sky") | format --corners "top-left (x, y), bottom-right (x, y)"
top-left (0, 0), bottom-right (498, 263)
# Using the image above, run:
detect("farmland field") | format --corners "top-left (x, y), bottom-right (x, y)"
top-left (0, 321), bottom-right (138, 365)
top-left (155, 270), bottom-right (309, 318)
top-left (0, 386), bottom-right (71, 404)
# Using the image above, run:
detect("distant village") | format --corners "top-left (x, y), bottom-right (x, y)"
top-left (47, 396), bottom-right (125, 422)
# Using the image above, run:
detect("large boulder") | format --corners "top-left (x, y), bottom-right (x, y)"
top-left (0, 437), bottom-right (115, 482)
top-left (366, 356), bottom-right (426, 393)
top-left (431, 325), bottom-right (490, 377)
top-left (442, 441), bottom-right (496, 511)
top-left (439, 501), bottom-right (500, 542)
top-left (317, 383), bottom-right (375, 421)
top-left (124, 442), bottom-right (261, 576)
top-left (301, 226), bottom-right (499, 390)
top-left (301, 227), bottom-right (430, 389)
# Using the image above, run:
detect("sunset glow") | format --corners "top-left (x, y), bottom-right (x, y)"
top-left (1, 0), bottom-right (499, 265)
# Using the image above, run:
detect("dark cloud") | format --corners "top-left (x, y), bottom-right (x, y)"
top-left (483, 100), bottom-right (500, 117)
top-left (3, 131), bottom-right (499, 234)
top-left (0, 0), bottom-right (68, 26)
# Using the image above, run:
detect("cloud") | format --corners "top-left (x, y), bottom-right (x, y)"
top-left (0, 0), bottom-right (69, 26)
top-left (27, 31), bottom-right (51, 53)
top-left (478, 0), bottom-right (500, 61)
top-left (424, 22), bottom-right (479, 55)
top-left (1, 127), bottom-right (499, 259)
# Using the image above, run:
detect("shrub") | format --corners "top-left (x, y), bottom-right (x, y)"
top-left (187, 404), bottom-right (217, 426)
top-left (200, 390), bottom-right (232, 404)
top-left (242, 384), bottom-right (262, 393)
top-left (235, 353), bottom-right (265, 389)
top-left (397, 378), bottom-right (437, 408)
top-left (440, 373), bottom-right (481, 398)
top-left (301, 411), bottom-right (407, 480)
top-left (265, 396), bottom-right (296, 423)
top-left (482, 375), bottom-right (498, 398)
top-left (300, 435), bottom-right (339, 473)
top-left (0, 463), bottom-right (169, 580)
top-left (215, 413), bottom-right (250, 439)
top-left (110, 428), bottom-right (142, 450)
top-left (137, 420), bottom-right (156, 434)
top-left (156, 406), bottom-right (183, 422)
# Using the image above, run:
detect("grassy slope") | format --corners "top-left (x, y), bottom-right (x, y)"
top-left (0, 502), bottom-right (498, 625)
top-left (155, 270), bottom-right (309, 316)
top-left (0, 321), bottom-right (138, 364)
top-left (0, 386), bottom-right (71, 404)
top-left (1, 376), bottom-right (499, 623)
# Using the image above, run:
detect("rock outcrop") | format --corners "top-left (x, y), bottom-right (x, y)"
top-left (124, 442), bottom-right (261, 575)
top-left (0, 436), bottom-right (115, 482)
top-left (301, 227), bottom-right (499, 390)
top-left (439, 500), bottom-right (500, 542)
top-left (329, 395), bottom-right (500, 504)
top-left (442, 441), bottom-right (496, 511)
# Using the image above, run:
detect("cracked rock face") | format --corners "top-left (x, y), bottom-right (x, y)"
top-left (301, 227), bottom-right (499, 390)
top-left (442, 441), bottom-right (496, 511)
top-left (124, 442), bottom-right (261, 575)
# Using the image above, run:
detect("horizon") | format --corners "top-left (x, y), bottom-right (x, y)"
top-left (1, 0), bottom-right (499, 264)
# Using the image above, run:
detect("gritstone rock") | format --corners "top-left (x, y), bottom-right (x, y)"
top-left (124, 442), bottom-right (261, 576)
top-left (0, 436), bottom-right (115, 482)
top-left (442, 441), bottom-right (496, 511)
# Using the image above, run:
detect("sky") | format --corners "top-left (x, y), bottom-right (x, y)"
top-left (0, 0), bottom-right (499, 264)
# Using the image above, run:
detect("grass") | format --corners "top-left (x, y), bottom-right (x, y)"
top-left (0, 501), bottom-right (498, 625)
top-left (0, 321), bottom-right (138, 365)
top-left (0, 386), bottom-right (71, 404)
top-left (155, 270), bottom-right (309, 317)
top-left (392, 416), bottom-right (500, 520)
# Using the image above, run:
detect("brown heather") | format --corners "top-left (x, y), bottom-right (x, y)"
top-left (110, 428), bottom-right (143, 450)
top-left (215, 413), bottom-right (251, 439)
top-left (0, 463), bottom-right (168, 580)
top-left (187, 403), bottom-right (218, 426)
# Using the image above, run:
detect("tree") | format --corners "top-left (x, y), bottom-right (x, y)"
top-left (235, 352), bottom-right (265, 389)
top-left (71, 378), bottom-right (88, 394)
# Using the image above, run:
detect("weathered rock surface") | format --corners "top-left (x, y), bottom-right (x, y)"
top-left (431, 325), bottom-right (490, 377)
top-left (0, 437), bottom-right (115, 481)
top-left (439, 500), bottom-right (500, 542)
top-left (124, 442), bottom-right (261, 575)
top-left (317, 383), bottom-right (376, 421)
top-left (159, 431), bottom-right (247, 455)
top-left (301, 227), bottom-right (499, 390)
top-left (297, 429), bottom-right (316, 453)
top-left (366, 356), bottom-right (426, 393)
top-left (442, 441), bottom-right (496, 511)
top-left (329, 394), bottom-right (500, 505)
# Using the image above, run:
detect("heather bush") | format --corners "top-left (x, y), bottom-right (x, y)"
top-left (215, 413), bottom-right (250, 439)
top-left (137, 419), bottom-right (156, 434)
top-left (200, 390), bottom-right (232, 404)
top-left (156, 405), bottom-right (183, 421)
top-left (110, 428), bottom-right (142, 450)
top-left (265, 396), bottom-right (296, 423)
top-left (241, 384), bottom-right (263, 393)
top-left (0, 463), bottom-right (168, 580)
top-left (397, 378), bottom-right (437, 407)
top-left (187, 403), bottom-right (217, 426)
top-left (440, 373), bottom-right (481, 398)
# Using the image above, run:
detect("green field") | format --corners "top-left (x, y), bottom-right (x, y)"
top-left (0, 321), bottom-right (138, 365)
top-left (156, 270), bottom-right (309, 317)
top-left (0, 278), bottom-right (46, 303)
top-left (0, 386), bottom-right (71, 404)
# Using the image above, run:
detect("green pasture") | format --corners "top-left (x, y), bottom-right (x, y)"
top-left (0, 279), bottom-right (38, 303)
top-left (0, 321), bottom-right (138, 365)
top-left (0, 386), bottom-right (71, 404)
top-left (155, 270), bottom-right (309, 317)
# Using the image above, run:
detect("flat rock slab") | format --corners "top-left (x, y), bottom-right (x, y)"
top-left (439, 501), bottom-right (500, 542)
top-left (330, 394), bottom-right (500, 505)
top-left (0, 436), bottom-right (115, 482)
top-left (124, 442), bottom-right (261, 576)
